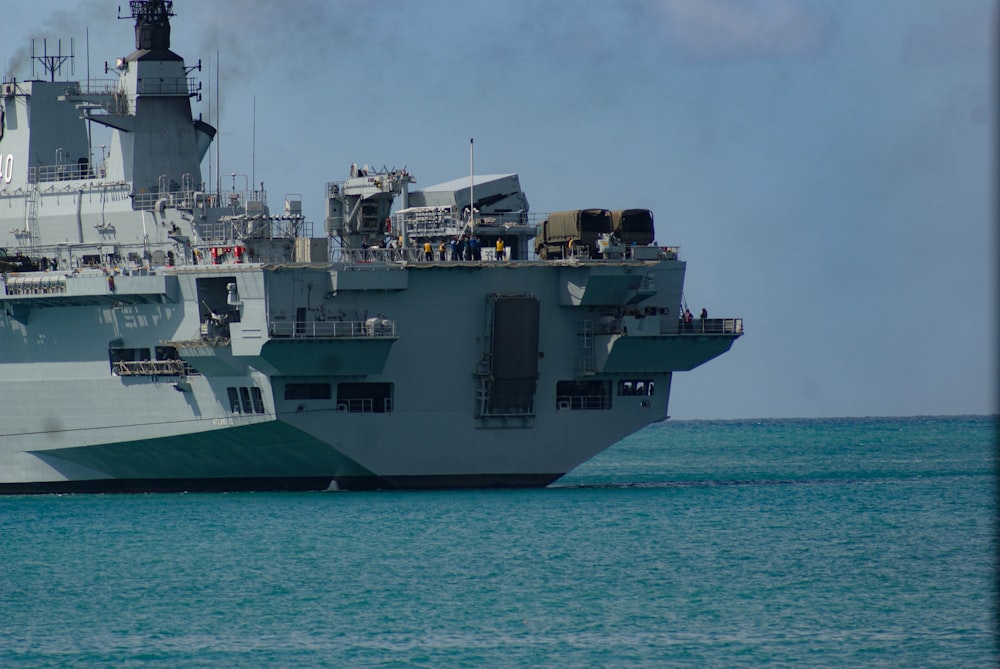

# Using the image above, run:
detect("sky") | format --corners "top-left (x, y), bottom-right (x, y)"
top-left (1, 0), bottom-right (994, 419)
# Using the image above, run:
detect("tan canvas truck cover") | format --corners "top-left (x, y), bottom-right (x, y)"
top-left (544, 209), bottom-right (612, 242)
top-left (611, 209), bottom-right (655, 245)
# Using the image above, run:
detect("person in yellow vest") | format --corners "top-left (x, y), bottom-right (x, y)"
top-left (423, 240), bottom-right (433, 261)
top-left (495, 237), bottom-right (505, 261)
top-left (438, 241), bottom-right (446, 261)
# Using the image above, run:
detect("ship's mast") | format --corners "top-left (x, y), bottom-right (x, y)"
top-left (127, 0), bottom-right (175, 51)
top-left (31, 39), bottom-right (74, 82)
top-left (470, 138), bottom-right (475, 227)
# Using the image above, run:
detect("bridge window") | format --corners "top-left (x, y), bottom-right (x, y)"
top-left (227, 387), bottom-right (241, 413)
top-left (239, 387), bottom-right (253, 414)
top-left (251, 387), bottom-right (265, 413)
top-left (227, 386), bottom-right (266, 414)
top-left (618, 379), bottom-right (655, 396)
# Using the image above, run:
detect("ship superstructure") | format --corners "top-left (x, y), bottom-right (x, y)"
top-left (0, 1), bottom-right (742, 493)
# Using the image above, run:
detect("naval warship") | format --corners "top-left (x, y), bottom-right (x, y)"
top-left (0, 0), bottom-right (742, 493)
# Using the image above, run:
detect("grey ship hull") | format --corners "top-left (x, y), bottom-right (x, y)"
top-left (0, 260), bottom-right (739, 493)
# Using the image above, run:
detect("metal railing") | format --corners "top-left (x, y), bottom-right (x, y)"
top-left (336, 398), bottom-right (394, 413)
top-left (678, 318), bottom-right (743, 335)
top-left (269, 319), bottom-right (397, 339)
top-left (113, 359), bottom-right (187, 376)
top-left (29, 163), bottom-right (98, 183)
top-left (558, 244), bottom-right (679, 261)
top-left (78, 79), bottom-right (121, 96)
top-left (135, 77), bottom-right (200, 97)
top-left (603, 315), bottom-right (744, 336)
top-left (333, 242), bottom-right (682, 265)
top-left (556, 394), bottom-right (611, 411)
top-left (133, 188), bottom-right (194, 211)
top-left (338, 247), bottom-right (452, 263)
top-left (336, 244), bottom-right (511, 264)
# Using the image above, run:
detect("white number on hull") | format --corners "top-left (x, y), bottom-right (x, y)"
top-left (0, 154), bottom-right (11, 184)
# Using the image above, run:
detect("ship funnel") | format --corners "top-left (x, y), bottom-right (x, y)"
top-left (131, 0), bottom-right (175, 51)
top-left (194, 119), bottom-right (217, 162)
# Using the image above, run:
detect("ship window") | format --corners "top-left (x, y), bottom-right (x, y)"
top-left (251, 387), bottom-right (265, 414)
top-left (337, 382), bottom-right (393, 413)
top-left (227, 387), bottom-right (241, 413)
top-left (556, 380), bottom-right (611, 411)
top-left (285, 383), bottom-right (331, 400)
top-left (239, 387), bottom-right (253, 414)
top-left (618, 379), bottom-right (655, 396)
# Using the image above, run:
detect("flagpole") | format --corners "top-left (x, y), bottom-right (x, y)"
top-left (469, 138), bottom-right (475, 228)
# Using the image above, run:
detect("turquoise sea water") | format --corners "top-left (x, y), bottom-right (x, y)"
top-left (1, 416), bottom-right (996, 667)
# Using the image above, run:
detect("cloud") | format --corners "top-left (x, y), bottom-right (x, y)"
top-left (186, 0), bottom-right (411, 81)
top-left (646, 0), bottom-right (838, 62)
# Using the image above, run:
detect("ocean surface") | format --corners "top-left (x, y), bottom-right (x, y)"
top-left (1, 415), bottom-right (996, 668)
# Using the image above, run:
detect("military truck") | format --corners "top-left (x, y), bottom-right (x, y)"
top-left (534, 208), bottom-right (612, 259)
top-left (611, 209), bottom-right (655, 246)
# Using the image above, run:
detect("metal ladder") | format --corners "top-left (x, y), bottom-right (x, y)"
top-left (21, 186), bottom-right (40, 252)
top-left (578, 320), bottom-right (595, 375)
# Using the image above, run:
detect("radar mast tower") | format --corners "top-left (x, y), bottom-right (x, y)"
top-left (31, 39), bottom-right (74, 82)
top-left (124, 0), bottom-right (175, 50)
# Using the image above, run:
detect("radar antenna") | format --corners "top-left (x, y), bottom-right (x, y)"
top-left (120, 0), bottom-right (175, 51)
top-left (31, 39), bottom-right (74, 82)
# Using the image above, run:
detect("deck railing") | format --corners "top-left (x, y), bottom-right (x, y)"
top-left (556, 394), bottom-right (612, 411)
top-left (113, 360), bottom-right (187, 376)
top-left (336, 244), bottom-right (681, 264)
top-left (604, 316), bottom-right (744, 336)
top-left (269, 320), bottom-right (397, 339)
top-left (678, 318), bottom-right (743, 335)
top-left (336, 398), bottom-right (394, 413)
top-left (135, 76), bottom-right (200, 97)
